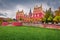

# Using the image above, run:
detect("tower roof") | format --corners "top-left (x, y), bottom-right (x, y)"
top-left (29, 9), bottom-right (32, 16)
top-left (34, 5), bottom-right (38, 9)
top-left (40, 4), bottom-right (42, 8)
top-left (39, 4), bottom-right (42, 10)
top-left (29, 9), bottom-right (32, 13)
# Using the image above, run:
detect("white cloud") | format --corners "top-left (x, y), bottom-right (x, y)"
top-left (15, 5), bottom-right (30, 14)
top-left (0, 2), bottom-right (56, 19)
top-left (34, 2), bottom-right (56, 11)
top-left (0, 10), bottom-right (16, 18)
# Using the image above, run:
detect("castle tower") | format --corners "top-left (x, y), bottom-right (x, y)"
top-left (29, 9), bottom-right (32, 17)
top-left (32, 4), bottom-right (45, 22)
top-left (33, 5), bottom-right (39, 14)
top-left (39, 4), bottom-right (42, 10)
top-left (16, 10), bottom-right (24, 21)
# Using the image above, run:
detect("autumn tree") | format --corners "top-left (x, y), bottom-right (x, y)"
top-left (53, 7), bottom-right (60, 23)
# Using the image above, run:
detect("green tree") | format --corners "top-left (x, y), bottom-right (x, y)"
top-left (0, 19), bottom-right (3, 26)
top-left (44, 8), bottom-right (54, 23)
top-left (53, 16), bottom-right (60, 23)
top-left (7, 18), bottom-right (13, 22)
top-left (48, 16), bottom-right (53, 22)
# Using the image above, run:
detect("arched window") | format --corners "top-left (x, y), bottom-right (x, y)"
top-left (37, 14), bottom-right (39, 17)
top-left (35, 14), bottom-right (36, 17)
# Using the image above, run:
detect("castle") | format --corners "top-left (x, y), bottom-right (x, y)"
top-left (16, 4), bottom-right (45, 23)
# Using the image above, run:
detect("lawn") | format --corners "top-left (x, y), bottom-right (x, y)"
top-left (0, 26), bottom-right (60, 40)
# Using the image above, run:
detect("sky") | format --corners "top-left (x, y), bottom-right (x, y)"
top-left (0, 0), bottom-right (60, 18)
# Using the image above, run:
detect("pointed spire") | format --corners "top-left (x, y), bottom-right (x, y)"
top-left (22, 10), bottom-right (23, 12)
top-left (16, 10), bottom-right (19, 14)
top-left (29, 8), bottom-right (32, 16)
top-left (40, 4), bottom-right (42, 10)
top-left (34, 5), bottom-right (38, 8)
top-left (29, 8), bottom-right (32, 14)
top-left (18, 10), bottom-right (19, 12)
top-left (18, 9), bottom-right (24, 14)
top-left (35, 5), bottom-right (38, 8)
top-left (41, 4), bottom-right (42, 8)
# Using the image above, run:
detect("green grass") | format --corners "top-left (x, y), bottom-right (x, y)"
top-left (0, 26), bottom-right (60, 40)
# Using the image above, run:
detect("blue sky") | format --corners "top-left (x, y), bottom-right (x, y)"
top-left (0, 0), bottom-right (60, 18)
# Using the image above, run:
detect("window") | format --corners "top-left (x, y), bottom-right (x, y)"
top-left (35, 15), bottom-right (36, 17)
top-left (37, 14), bottom-right (39, 17)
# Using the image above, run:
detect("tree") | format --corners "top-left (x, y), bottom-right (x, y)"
top-left (44, 8), bottom-right (54, 23)
top-left (0, 19), bottom-right (3, 26)
top-left (53, 16), bottom-right (60, 23)
top-left (48, 16), bottom-right (53, 22)
top-left (53, 7), bottom-right (60, 23)
top-left (42, 17), bottom-right (46, 23)
top-left (48, 16), bottom-right (54, 24)
top-left (7, 18), bottom-right (13, 22)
